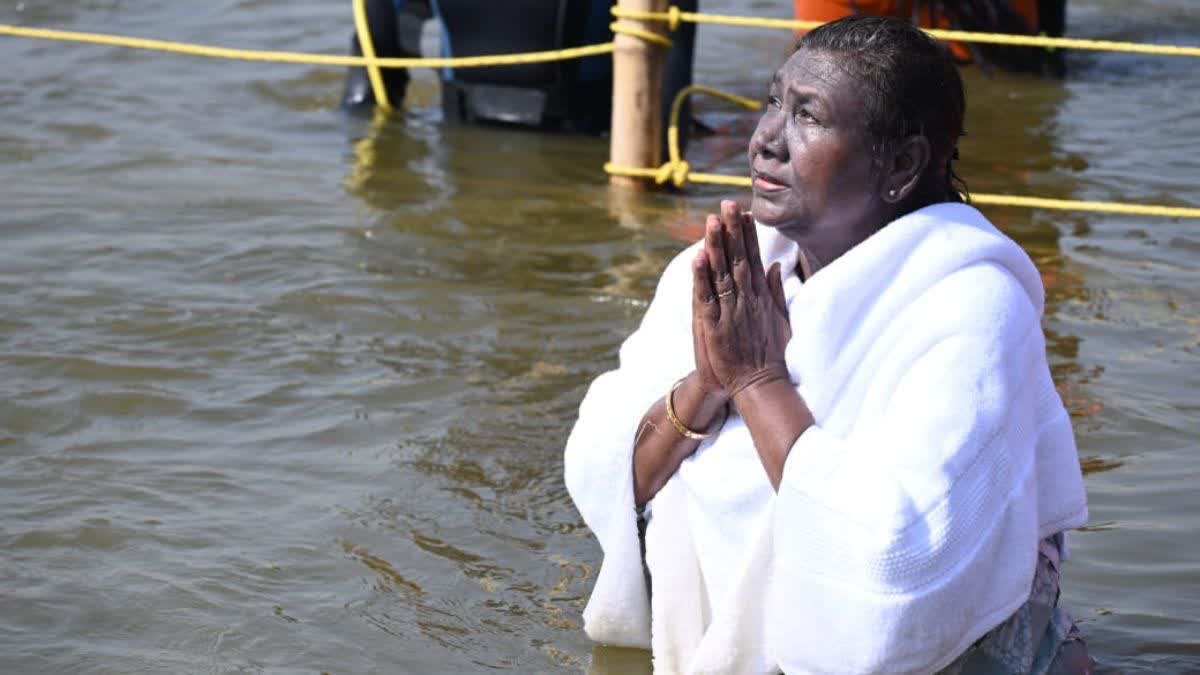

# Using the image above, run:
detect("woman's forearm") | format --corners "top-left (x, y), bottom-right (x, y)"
top-left (632, 371), bottom-right (728, 506)
top-left (733, 377), bottom-right (814, 490)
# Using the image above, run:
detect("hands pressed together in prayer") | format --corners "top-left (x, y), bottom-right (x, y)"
top-left (690, 200), bottom-right (792, 407)
top-left (632, 201), bottom-right (815, 505)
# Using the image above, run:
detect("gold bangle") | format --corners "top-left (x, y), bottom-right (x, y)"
top-left (665, 378), bottom-right (727, 441)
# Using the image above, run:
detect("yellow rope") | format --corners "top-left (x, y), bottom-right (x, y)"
top-left (5, 8), bottom-right (1199, 217)
top-left (5, 8), bottom-right (1197, 66)
top-left (968, 194), bottom-right (1200, 218)
top-left (0, 23), bottom-right (615, 68)
top-left (611, 7), bottom-right (1200, 58)
top-left (655, 85), bottom-right (762, 187)
top-left (351, 0), bottom-right (391, 112)
top-left (3, 9), bottom-right (1191, 68)
top-left (610, 22), bottom-right (673, 49)
top-left (607, 162), bottom-right (753, 187)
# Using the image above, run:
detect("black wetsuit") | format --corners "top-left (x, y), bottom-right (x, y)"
top-left (343, 0), bottom-right (698, 149)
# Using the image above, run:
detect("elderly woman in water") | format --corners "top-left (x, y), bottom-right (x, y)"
top-left (565, 15), bottom-right (1092, 674)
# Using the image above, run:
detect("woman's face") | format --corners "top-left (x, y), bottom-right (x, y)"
top-left (748, 50), bottom-right (885, 264)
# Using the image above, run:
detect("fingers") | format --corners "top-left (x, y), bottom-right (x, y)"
top-left (704, 215), bottom-right (735, 307)
top-left (692, 252), bottom-right (714, 380)
top-left (693, 248), bottom-right (719, 323)
top-left (740, 209), bottom-right (765, 296)
top-left (720, 201), bottom-right (752, 302)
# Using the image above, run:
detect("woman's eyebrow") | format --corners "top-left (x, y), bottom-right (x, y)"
top-left (786, 85), bottom-right (828, 108)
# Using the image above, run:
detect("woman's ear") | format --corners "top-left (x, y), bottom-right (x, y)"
top-left (882, 135), bottom-right (931, 203)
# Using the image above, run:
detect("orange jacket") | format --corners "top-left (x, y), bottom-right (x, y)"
top-left (792, 0), bottom-right (1039, 61)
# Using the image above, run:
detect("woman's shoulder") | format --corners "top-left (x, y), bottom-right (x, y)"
top-left (915, 257), bottom-right (1043, 345)
top-left (897, 205), bottom-right (1046, 337)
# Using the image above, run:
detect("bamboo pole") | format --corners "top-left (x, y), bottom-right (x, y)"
top-left (609, 0), bottom-right (670, 190)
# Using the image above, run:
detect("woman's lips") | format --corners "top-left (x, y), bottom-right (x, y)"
top-left (753, 173), bottom-right (788, 192)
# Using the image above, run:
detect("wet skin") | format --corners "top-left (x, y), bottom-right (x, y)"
top-left (749, 49), bottom-right (928, 268)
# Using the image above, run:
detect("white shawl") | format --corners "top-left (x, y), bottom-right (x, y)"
top-left (564, 203), bottom-right (1088, 674)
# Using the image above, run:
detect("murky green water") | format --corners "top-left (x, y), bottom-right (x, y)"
top-left (2, 1), bottom-right (1198, 672)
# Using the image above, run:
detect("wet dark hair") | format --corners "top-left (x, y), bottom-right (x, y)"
top-left (796, 15), bottom-right (968, 202)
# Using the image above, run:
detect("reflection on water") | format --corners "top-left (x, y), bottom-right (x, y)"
top-left (1, 0), bottom-right (1198, 672)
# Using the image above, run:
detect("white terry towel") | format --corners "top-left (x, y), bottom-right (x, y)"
top-left (563, 203), bottom-right (1088, 674)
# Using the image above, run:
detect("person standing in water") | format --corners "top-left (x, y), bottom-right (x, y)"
top-left (793, 0), bottom-right (1069, 76)
top-left (566, 15), bottom-right (1091, 673)
top-left (341, 0), bottom-right (700, 147)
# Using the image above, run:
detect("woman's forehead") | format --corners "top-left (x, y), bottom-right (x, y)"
top-left (769, 52), bottom-right (866, 117)
top-left (776, 50), bottom-right (857, 92)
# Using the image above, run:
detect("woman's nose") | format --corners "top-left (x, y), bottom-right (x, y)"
top-left (750, 114), bottom-right (786, 161)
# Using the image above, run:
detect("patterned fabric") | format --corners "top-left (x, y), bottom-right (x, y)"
top-left (939, 534), bottom-right (1092, 675)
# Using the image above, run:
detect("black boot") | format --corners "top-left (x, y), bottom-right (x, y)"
top-left (1036, 0), bottom-right (1068, 78)
top-left (341, 0), bottom-right (410, 110)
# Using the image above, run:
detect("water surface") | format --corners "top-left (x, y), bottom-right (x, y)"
top-left (1, 0), bottom-right (1198, 672)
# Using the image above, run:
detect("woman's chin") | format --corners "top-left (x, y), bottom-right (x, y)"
top-left (750, 199), bottom-right (789, 228)
top-left (750, 203), bottom-right (811, 240)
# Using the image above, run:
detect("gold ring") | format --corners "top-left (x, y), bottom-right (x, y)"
top-left (717, 288), bottom-right (735, 298)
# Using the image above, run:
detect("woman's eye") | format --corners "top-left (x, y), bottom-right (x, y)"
top-left (796, 107), bottom-right (816, 122)
top-left (767, 95), bottom-right (782, 109)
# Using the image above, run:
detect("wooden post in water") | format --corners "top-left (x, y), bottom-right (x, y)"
top-left (609, 0), bottom-right (670, 190)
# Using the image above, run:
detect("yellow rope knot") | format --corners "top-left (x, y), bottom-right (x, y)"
top-left (667, 5), bottom-right (682, 31)
top-left (655, 160), bottom-right (691, 187)
top-left (609, 5), bottom-right (675, 47)
top-left (610, 4), bottom-right (682, 31)
top-left (609, 22), bottom-right (673, 49)
top-left (609, 21), bottom-right (673, 48)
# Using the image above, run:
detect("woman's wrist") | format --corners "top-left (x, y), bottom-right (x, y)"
top-left (729, 373), bottom-right (814, 490)
top-left (631, 372), bottom-right (728, 506)
top-left (666, 374), bottom-right (730, 441)
top-left (728, 365), bottom-right (791, 406)
top-left (730, 372), bottom-right (792, 409)
top-left (683, 371), bottom-right (731, 417)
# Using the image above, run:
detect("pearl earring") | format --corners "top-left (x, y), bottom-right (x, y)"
top-left (888, 189), bottom-right (897, 198)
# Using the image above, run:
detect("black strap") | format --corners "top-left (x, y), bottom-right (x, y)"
top-left (636, 503), bottom-right (653, 601)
